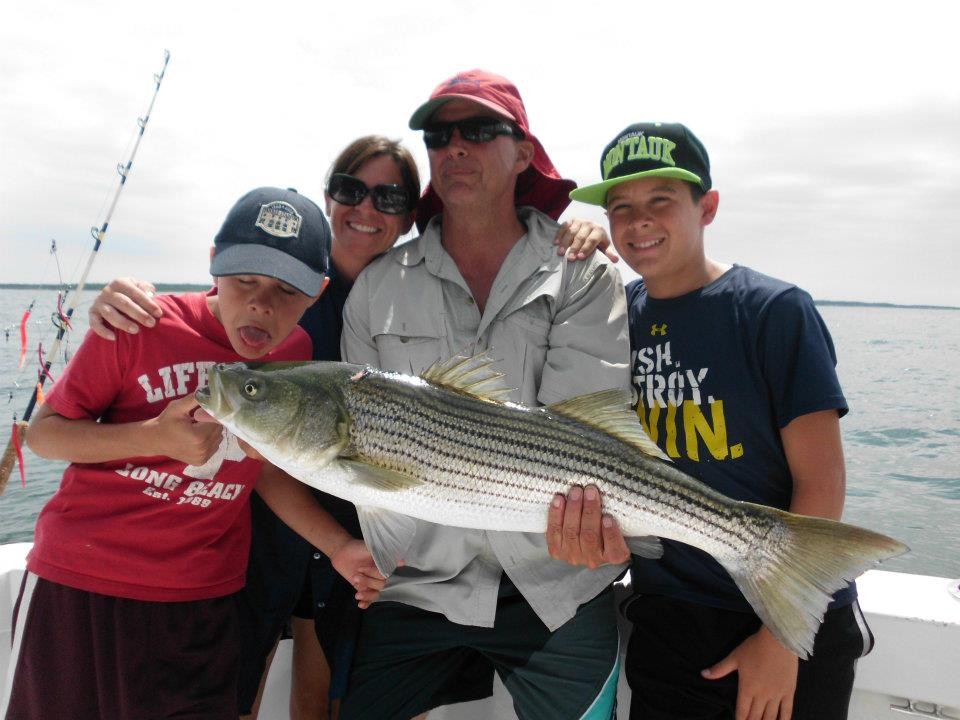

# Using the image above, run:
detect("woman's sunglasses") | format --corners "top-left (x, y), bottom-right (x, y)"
top-left (327, 173), bottom-right (411, 215)
top-left (423, 116), bottom-right (525, 150)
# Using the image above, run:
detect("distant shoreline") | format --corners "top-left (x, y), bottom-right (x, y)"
top-left (0, 282), bottom-right (209, 293)
top-left (0, 283), bottom-right (956, 311)
top-left (814, 300), bottom-right (959, 311)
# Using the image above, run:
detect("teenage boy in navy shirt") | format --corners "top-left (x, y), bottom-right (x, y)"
top-left (556, 123), bottom-right (872, 720)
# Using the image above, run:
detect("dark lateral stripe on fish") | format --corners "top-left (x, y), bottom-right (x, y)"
top-left (349, 380), bottom-right (754, 555)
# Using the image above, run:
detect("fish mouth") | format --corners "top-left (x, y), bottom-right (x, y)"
top-left (195, 364), bottom-right (234, 419)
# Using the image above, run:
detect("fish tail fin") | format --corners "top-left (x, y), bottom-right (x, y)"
top-left (729, 506), bottom-right (908, 659)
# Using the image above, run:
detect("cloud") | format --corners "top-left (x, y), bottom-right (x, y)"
top-left (704, 103), bottom-right (960, 305)
top-left (1, 0), bottom-right (958, 305)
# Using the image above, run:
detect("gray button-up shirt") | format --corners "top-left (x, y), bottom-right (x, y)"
top-left (341, 207), bottom-right (630, 631)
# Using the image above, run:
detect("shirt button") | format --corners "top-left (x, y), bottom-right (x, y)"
top-left (313, 552), bottom-right (321, 560)
top-left (317, 601), bottom-right (325, 609)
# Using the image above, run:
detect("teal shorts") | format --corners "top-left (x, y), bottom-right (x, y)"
top-left (339, 583), bottom-right (620, 720)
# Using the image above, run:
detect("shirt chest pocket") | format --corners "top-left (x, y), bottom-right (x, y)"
top-left (499, 274), bottom-right (557, 343)
top-left (497, 294), bottom-right (554, 402)
top-left (371, 313), bottom-right (444, 375)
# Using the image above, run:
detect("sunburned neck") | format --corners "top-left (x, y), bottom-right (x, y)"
top-left (441, 206), bottom-right (526, 264)
top-left (440, 208), bottom-right (527, 314)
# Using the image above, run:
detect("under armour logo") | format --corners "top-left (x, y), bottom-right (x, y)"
top-left (650, 323), bottom-right (667, 336)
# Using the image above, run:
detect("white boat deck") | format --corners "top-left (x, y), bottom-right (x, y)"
top-left (2, 542), bottom-right (959, 719)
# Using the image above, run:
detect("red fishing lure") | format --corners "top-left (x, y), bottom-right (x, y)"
top-left (17, 307), bottom-right (31, 369)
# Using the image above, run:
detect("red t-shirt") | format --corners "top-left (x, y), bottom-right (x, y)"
top-left (28, 291), bottom-right (312, 601)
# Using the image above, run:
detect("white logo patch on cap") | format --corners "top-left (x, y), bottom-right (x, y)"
top-left (255, 201), bottom-right (302, 238)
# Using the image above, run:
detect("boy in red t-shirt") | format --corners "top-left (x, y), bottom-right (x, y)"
top-left (1, 187), bottom-right (383, 720)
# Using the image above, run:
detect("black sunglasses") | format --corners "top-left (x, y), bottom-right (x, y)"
top-left (423, 116), bottom-right (525, 150)
top-left (327, 173), bottom-right (411, 215)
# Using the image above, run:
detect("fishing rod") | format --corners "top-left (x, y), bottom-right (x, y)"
top-left (0, 50), bottom-right (171, 494)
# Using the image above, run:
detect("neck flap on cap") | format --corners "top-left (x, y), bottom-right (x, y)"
top-left (412, 69), bottom-right (576, 231)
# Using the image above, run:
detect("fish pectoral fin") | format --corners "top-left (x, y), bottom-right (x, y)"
top-left (356, 505), bottom-right (418, 577)
top-left (547, 389), bottom-right (669, 461)
top-left (420, 351), bottom-right (514, 403)
top-left (626, 536), bottom-right (664, 559)
top-left (340, 460), bottom-right (423, 491)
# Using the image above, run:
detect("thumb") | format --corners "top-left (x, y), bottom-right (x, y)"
top-left (702, 653), bottom-right (738, 680)
top-left (165, 394), bottom-right (200, 416)
top-left (193, 407), bottom-right (217, 424)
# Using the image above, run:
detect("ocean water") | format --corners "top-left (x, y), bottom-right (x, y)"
top-left (1, 288), bottom-right (958, 578)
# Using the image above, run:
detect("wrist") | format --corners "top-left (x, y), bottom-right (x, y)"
top-left (138, 417), bottom-right (162, 457)
top-left (318, 528), bottom-right (354, 560)
top-left (756, 625), bottom-right (792, 654)
top-left (138, 415), bottom-right (173, 457)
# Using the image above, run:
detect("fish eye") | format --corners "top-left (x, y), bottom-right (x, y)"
top-left (242, 379), bottom-right (261, 398)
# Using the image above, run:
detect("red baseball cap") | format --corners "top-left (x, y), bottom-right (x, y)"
top-left (409, 69), bottom-right (576, 232)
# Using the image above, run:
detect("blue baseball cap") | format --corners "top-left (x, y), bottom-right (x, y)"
top-left (211, 187), bottom-right (331, 296)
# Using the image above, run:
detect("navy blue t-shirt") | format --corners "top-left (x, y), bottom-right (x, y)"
top-left (298, 265), bottom-right (352, 362)
top-left (625, 265), bottom-right (854, 611)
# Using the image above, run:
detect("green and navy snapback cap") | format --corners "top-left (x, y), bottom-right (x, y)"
top-left (570, 122), bottom-right (711, 207)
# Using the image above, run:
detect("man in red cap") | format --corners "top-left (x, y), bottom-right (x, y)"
top-left (339, 69), bottom-right (631, 720)
top-left (409, 69), bottom-right (577, 231)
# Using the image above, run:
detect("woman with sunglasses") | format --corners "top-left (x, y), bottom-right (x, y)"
top-left (236, 135), bottom-right (421, 720)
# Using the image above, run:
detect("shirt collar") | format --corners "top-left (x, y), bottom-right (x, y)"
top-left (397, 206), bottom-right (558, 270)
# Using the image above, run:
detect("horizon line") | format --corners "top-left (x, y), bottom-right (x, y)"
top-left (0, 283), bottom-right (956, 312)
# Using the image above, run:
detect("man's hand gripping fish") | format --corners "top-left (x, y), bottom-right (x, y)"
top-left (195, 354), bottom-right (907, 659)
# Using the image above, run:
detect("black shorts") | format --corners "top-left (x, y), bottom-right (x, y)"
top-left (339, 584), bottom-right (621, 720)
top-left (237, 490), bottom-right (362, 713)
top-left (2, 573), bottom-right (240, 720)
top-left (622, 594), bottom-right (873, 720)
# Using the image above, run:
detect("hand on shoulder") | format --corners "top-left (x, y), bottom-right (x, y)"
top-left (88, 277), bottom-right (163, 341)
top-left (554, 219), bottom-right (619, 264)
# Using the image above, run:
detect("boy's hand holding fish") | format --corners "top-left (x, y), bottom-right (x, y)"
top-left (145, 396), bottom-right (225, 467)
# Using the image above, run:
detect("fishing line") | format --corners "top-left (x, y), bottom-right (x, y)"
top-left (0, 49), bottom-right (171, 494)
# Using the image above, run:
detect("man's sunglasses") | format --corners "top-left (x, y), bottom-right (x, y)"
top-left (423, 117), bottom-right (525, 150)
top-left (327, 173), bottom-right (411, 215)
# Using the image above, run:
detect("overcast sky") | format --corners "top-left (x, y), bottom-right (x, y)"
top-left (1, 0), bottom-right (958, 306)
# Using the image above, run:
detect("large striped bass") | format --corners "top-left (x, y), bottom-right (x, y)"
top-left (195, 354), bottom-right (907, 659)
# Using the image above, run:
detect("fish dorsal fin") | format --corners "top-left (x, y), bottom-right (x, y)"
top-left (420, 352), bottom-right (513, 402)
top-left (548, 389), bottom-right (669, 461)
